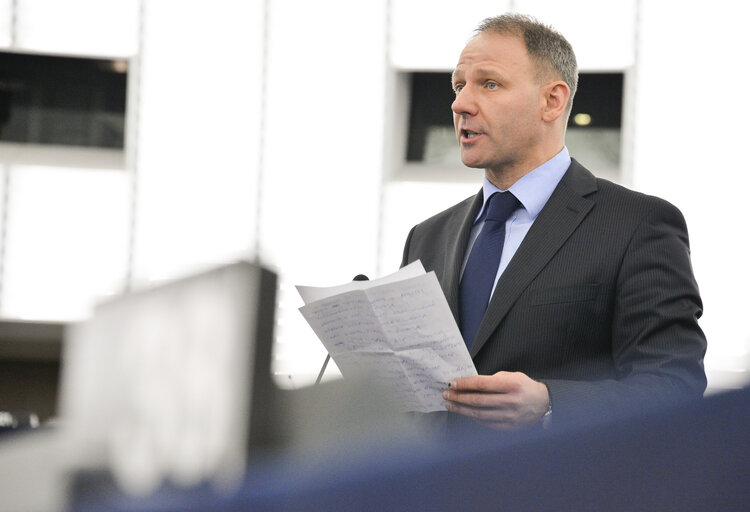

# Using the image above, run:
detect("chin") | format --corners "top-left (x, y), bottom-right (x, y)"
top-left (459, 148), bottom-right (492, 169)
top-left (460, 157), bottom-right (487, 170)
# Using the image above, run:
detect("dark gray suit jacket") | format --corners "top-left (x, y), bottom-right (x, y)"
top-left (401, 160), bottom-right (707, 420)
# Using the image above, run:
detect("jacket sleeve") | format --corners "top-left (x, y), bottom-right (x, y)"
top-left (542, 199), bottom-right (707, 423)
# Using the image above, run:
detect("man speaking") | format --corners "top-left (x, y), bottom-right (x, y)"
top-left (401, 14), bottom-right (707, 429)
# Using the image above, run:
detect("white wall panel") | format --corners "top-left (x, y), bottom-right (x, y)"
top-left (0, 166), bottom-right (5, 273)
top-left (0, 0), bottom-right (12, 48)
top-left (15, 0), bottom-right (138, 57)
top-left (133, 0), bottom-right (264, 285)
top-left (630, 1), bottom-right (750, 391)
top-left (390, 0), bottom-right (511, 70)
top-left (261, 0), bottom-right (387, 385)
top-left (1, 166), bottom-right (129, 320)
top-left (390, 0), bottom-right (634, 71)
top-left (515, 0), bottom-right (635, 71)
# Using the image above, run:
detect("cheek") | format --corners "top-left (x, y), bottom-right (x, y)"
top-left (503, 101), bottom-right (538, 131)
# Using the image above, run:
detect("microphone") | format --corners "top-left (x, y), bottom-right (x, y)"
top-left (314, 274), bottom-right (369, 385)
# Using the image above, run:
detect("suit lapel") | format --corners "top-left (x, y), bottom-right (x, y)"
top-left (443, 190), bottom-right (484, 321)
top-left (469, 160), bottom-right (598, 358)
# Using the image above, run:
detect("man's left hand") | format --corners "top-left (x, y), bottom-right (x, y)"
top-left (442, 371), bottom-right (550, 430)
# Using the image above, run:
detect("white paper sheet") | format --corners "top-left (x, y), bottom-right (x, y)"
top-left (297, 262), bottom-right (476, 412)
top-left (296, 260), bottom-right (428, 303)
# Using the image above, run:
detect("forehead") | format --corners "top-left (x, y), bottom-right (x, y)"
top-left (453, 32), bottom-right (532, 79)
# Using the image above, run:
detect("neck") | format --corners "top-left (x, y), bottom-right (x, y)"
top-left (485, 140), bottom-right (565, 190)
top-left (484, 166), bottom-right (530, 190)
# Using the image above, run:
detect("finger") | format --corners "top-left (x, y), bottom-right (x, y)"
top-left (444, 400), bottom-right (516, 423)
top-left (475, 419), bottom-right (526, 431)
top-left (442, 389), bottom-right (518, 409)
top-left (449, 371), bottom-right (515, 393)
top-left (445, 401), bottom-right (540, 430)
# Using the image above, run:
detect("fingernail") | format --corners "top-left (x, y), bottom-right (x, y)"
top-left (448, 380), bottom-right (456, 389)
top-left (442, 391), bottom-right (449, 400)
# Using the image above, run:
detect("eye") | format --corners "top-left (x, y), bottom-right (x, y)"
top-left (486, 82), bottom-right (499, 90)
top-left (453, 83), bottom-right (464, 94)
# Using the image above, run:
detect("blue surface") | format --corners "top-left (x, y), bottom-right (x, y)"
top-left (71, 386), bottom-right (750, 511)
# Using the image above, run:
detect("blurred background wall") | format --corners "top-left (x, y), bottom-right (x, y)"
top-left (0, 0), bottom-right (747, 403)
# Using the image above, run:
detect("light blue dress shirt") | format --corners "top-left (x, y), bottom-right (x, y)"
top-left (460, 147), bottom-right (572, 297)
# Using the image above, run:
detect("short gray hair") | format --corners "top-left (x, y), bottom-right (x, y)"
top-left (476, 13), bottom-right (578, 113)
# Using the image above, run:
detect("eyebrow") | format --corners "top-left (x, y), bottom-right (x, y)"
top-left (474, 67), bottom-right (504, 80)
top-left (451, 66), bottom-right (506, 85)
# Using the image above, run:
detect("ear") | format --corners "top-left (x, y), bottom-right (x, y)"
top-left (540, 81), bottom-right (570, 123)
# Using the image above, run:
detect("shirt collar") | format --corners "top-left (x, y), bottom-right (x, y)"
top-left (475, 146), bottom-right (571, 223)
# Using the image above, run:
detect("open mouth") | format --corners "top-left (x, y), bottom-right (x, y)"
top-left (461, 129), bottom-right (481, 140)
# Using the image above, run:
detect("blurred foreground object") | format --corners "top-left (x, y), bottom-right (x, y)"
top-left (0, 261), bottom-right (449, 511)
top-left (59, 261), bottom-right (277, 495)
top-left (0, 410), bottom-right (40, 433)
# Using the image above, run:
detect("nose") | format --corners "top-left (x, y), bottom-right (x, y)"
top-left (451, 86), bottom-right (478, 117)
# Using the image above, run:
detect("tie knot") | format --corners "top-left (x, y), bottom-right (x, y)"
top-left (485, 192), bottom-right (519, 223)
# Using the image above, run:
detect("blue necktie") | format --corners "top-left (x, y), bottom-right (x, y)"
top-left (459, 192), bottom-right (520, 349)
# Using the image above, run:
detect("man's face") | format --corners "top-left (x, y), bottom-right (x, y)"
top-left (451, 32), bottom-right (546, 174)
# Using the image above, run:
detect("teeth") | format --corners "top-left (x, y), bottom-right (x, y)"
top-left (464, 131), bottom-right (478, 138)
